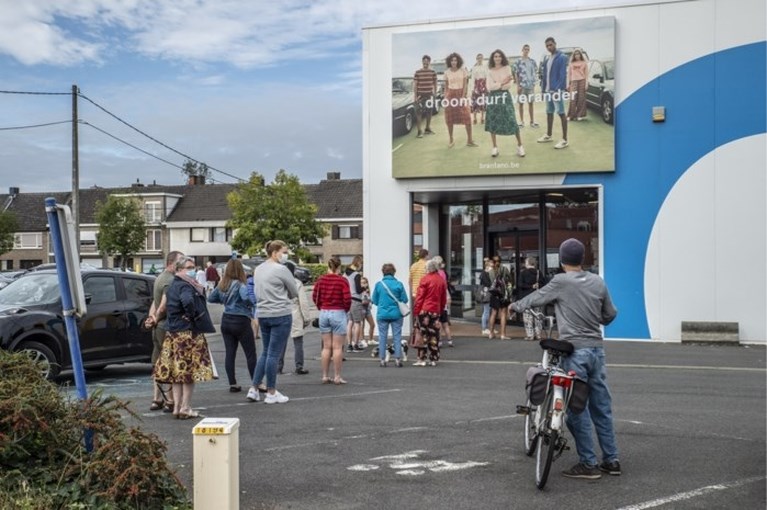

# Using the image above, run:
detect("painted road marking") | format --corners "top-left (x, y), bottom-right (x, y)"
top-left (615, 475), bottom-right (765, 510)
top-left (343, 358), bottom-right (766, 372)
top-left (349, 450), bottom-right (489, 476)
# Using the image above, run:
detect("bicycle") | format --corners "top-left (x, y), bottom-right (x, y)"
top-left (516, 310), bottom-right (588, 490)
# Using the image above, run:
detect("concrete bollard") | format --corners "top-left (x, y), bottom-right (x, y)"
top-left (193, 418), bottom-right (240, 510)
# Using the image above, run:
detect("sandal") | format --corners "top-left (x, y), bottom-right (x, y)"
top-left (163, 401), bottom-right (175, 413)
top-left (321, 377), bottom-right (332, 384)
top-left (176, 410), bottom-right (205, 420)
top-left (334, 377), bottom-right (347, 385)
top-left (149, 400), bottom-right (164, 411)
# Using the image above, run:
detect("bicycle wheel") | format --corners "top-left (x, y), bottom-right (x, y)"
top-left (535, 429), bottom-right (558, 490)
top-left (524, 398), bottom-right (538, 456)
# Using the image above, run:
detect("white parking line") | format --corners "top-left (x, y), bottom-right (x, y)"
top-left (615, 476), bottom-right (765, 510)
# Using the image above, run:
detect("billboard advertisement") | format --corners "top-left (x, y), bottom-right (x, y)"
top-left (391, 16), bottom-right (615, 178)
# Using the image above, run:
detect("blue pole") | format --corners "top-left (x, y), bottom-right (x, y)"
top-left (44, 197), bottom-right (92, 452)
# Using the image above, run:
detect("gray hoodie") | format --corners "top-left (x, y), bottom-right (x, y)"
top-left (512, 270), bottom-right (617, 348)
top-left (253, 260), bottom-right (299, 318)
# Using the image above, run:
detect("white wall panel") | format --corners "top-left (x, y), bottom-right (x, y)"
top-left (646, 135), bottom-right (766, 342)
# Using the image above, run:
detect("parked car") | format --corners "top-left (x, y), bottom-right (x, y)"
top-left (585, 59), bottom-right (615, 124)
top-left (240, 257), bottom-right (312, 285)
top-left (392, 77), bottom-right (417, 135)
top-left (0, 269), bottom-right (155, 379)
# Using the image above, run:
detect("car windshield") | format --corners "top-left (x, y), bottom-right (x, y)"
top-left (603, 61), bottom-right (614, 80)
top-left (0, 273), bottom-right (61, 306)
top-left (392, 78), bottom-right (412, 93)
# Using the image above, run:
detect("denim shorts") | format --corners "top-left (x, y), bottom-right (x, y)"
top-left (319, 309), bottom-right (348, 335)
top-left (546, 96), bottom-right (566, 115)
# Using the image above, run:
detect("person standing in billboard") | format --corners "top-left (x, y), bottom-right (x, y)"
top-left (512, 44), bottom-right (539, 128)
top-left (470, 53), bottom-right (488, 125)
top-left (413, 55), bottom-right (437, 138)
top-left (444, 52), bottom-right (477, 149)
top-left (567, 49), bottom-right (589, 121)
top-left (538, 36), bottom-right (569, 149)
top-left (485, 49), bottom-right (525, 158)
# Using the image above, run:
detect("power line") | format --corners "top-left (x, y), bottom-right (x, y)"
top-left (77, 92), bottom-right (247, 182)
top-left (79, 120), bottom-right (236, 185)
top-left (0, 89), bottom-right (70, 96)
top-left (0, 120), bottom-right (71, 131)
top-left (79, 120), bottom-right (185, 172)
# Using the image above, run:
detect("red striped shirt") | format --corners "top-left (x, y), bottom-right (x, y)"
top-left (312, 273), bottom-right (351, 311)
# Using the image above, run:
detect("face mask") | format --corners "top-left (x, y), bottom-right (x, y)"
top-left (186, 270), bottom-right (196, 278)
top-left (279, 253), bottom-right (289, 264)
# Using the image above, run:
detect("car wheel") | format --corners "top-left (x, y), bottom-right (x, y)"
top-left (601, 95), bottom-right (614, 124)
top-left (19, 341), bottom-right (61, 380)
top-left (404, 109), bottom-right (414, 133)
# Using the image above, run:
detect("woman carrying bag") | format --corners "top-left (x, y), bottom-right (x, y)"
top-left (371, 263), bottom-right (408, 367)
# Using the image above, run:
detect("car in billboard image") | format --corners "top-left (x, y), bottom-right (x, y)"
top-left (585, 59), bottom-right (615, 124)
top-left (0, 269), bottom-right (155, 379)
top-left (392, 77), bottom-right (416, 135)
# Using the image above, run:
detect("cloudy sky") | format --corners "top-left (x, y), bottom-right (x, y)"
top-left (0, 0), bottom-right (627, 193)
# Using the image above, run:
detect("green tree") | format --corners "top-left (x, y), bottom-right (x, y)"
top-left (94, 196), bottom-right (146, 270)
top-left (227, 170), bottom-right (326, 261)
top-left (0, 211), bottom-right (17, 256)
top-left (181, 159), bottom-right (211, 182)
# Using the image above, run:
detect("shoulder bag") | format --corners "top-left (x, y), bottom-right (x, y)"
top-left (381, 281), bottom-right (410, 317)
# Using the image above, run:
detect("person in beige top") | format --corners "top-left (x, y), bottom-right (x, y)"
top-left (443, 52), bottom-right (477, 149)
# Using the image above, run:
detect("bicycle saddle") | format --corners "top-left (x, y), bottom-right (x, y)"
top-left (539, 338), bottom-right (574, 355)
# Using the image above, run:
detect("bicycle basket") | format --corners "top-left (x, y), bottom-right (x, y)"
top-left (568, 376), bottom-right (589, 414)
top-left (525, 366), bottom-right (549, 406)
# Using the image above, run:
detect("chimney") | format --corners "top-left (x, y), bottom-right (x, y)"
top-left (326, 172), bottom-right (341, 180)
top-left (187, 175), bottom-right (206, 185)
top-left (8, 187), bottom-right (19, 197)
top-left (132, 178), bottom-right (144, 188)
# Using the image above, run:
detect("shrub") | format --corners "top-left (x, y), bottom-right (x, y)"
top-left (0, 350), bottom-right (191, 509)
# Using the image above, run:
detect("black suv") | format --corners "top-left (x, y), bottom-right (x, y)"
top-left (0, 269), bottom-right (155, 379)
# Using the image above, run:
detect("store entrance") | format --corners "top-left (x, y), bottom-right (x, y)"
top-left (489, 230), bottom-right (539, 293)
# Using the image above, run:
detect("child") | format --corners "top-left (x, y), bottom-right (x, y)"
top-left (360, 277), bottom-right (376, 346)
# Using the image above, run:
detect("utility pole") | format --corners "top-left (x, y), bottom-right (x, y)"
top-left (72, 84), bottom-right (80, 253)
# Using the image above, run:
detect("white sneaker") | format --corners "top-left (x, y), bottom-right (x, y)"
top-left (359, 340), bottom-right (368, 348)
top-left (429, 361), bottom-right (437, 367)
top-left (264, 390), bottom-right (289, 404)
top-left (413, 360), bottom-right (427, 367)
top-left (368, 339), bottom-right (378, 345)
top-left (491, 147), bottom-right (499, 157)
top-left (537, 134), bottom-right (552, 143)
top-left (246, 388), bottom-right (260, 402)
top-left (517, 145), bottom-right (526, 157)
top-left (554, 140), bottom-right (569, 149)
top-left (481, 329), bottom-right (491, 335)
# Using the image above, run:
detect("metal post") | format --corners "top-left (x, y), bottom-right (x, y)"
top-left (72, 84), bottom-right (80, 251)
top-left (45, 197), bottom-right (92, 451)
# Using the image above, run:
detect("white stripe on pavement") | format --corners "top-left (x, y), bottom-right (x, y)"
top-left (615, 476), bottom-right (765, 510)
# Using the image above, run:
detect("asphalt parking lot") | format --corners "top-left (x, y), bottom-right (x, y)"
top-left (69, 318), bottom-right (767, 510)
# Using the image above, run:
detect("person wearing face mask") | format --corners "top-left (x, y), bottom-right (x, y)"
top-left (247, 240), bottom-right (299, 404)
top-left (153, 256), bottom-right (215, 419)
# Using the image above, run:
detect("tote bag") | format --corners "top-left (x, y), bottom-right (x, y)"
top-left (381, 281), bottom-right (410, 317)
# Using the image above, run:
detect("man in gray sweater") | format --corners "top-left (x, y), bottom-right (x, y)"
top-left (511, 238), bottom-right (620, 480)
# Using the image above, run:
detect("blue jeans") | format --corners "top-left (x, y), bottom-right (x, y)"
top-left (481, 303), bottom-right (490, 330)
top-left (561, 347), bottom-right (619, 466)
top-left (253, 314), bottom-right (292, 390)
top-left (377, 317), bottom-right (403, 360)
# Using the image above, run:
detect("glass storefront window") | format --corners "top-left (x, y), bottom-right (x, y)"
top-left (441, 203), bottom-right (483, 316)
top-left (545, 190), bottom-right (599, 278)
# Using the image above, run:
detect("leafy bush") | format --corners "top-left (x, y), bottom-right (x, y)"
top-left (302, 263), bottom-right (329, 284)
top-left (0, 350), bottom-right (191, 509)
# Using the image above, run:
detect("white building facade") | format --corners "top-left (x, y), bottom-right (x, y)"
top-left (363, 0), bottom-right (766, 342)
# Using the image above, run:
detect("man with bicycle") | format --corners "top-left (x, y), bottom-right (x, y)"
top-left (511, 238), bottom-right (620, 479)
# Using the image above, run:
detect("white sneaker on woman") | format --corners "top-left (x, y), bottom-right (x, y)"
top-left (264, 390), bottom-right (289, 404)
